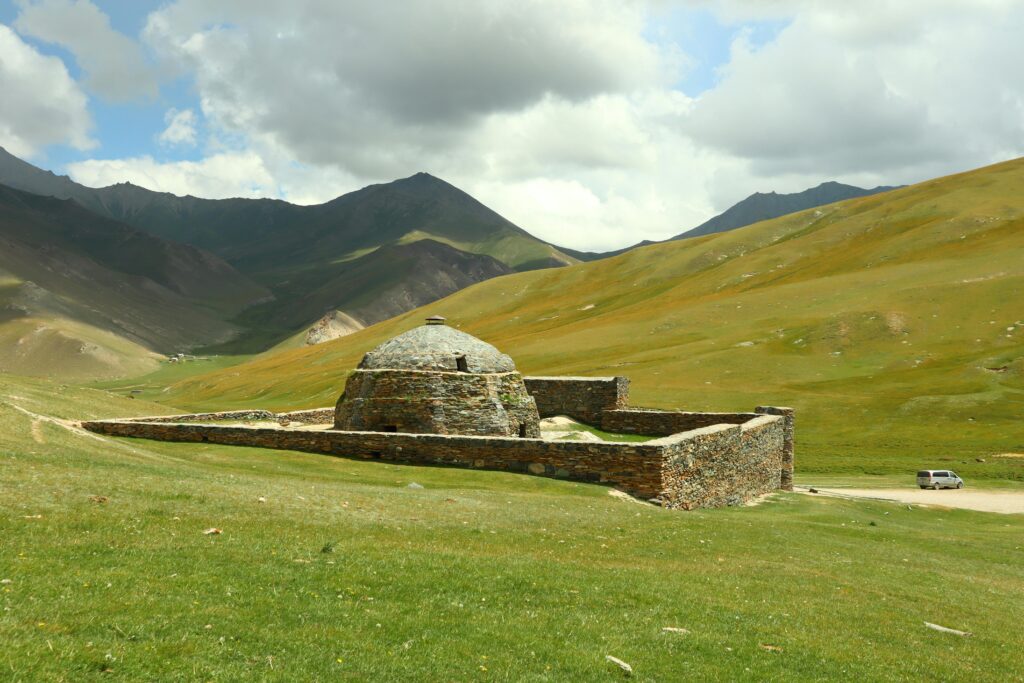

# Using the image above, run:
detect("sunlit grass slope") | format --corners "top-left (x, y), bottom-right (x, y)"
top-left (164, 158), bottom-right (1024, 479)
top-left (0, 317), bottom-right (160, 380)
top-left (1, 374), bottom-right (1022, 680)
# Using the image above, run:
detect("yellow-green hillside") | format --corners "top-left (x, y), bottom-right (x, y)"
top-left (163, 158), bottom-right (1024, 478)
top-left (0, 316), bottom-right (161, 380)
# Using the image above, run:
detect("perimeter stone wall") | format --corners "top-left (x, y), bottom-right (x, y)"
top-left (118, 408), bottom-right (335, 426)
top-left (278, 408), bottom-right (336, 425)
top-left (82, 420), bottom-right (663, 499)
top-left (656, 416), bottom-right (785, 509)
top-left (523, 376), bottom-right (630, 424)
top-left (601, 409), bottom-right (760, 437)
top-left (755, 406), bottom-right (795, 491)
top-left (81, 406), bottom-right (792, 509)
top-left (122, 409), bottom-right (278, 424)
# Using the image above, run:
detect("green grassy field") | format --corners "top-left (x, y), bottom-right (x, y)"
top-left (1, 374), bottom-right (1022, 681)
top-left (91, 355), bottom-right (255, 404)
top-left (158, 158), bottom-right (1024, 482)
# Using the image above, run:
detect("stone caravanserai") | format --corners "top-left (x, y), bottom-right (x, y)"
top-left (83, 317), bottom-right (794, 510)
top-left (334, 316), bottom-right (542, 438)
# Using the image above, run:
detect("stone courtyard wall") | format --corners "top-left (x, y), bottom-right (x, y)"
top-left (82, 406), bottom-right (792, 509)
top-left (655, 416), bottom-right (785, 510)
top-left (117, 408), bottom-right (334, 426)
top-left (755, 406), bottom-right (795, 491)
top-left (601, 408), bottom-right (761, 437)
top-left (279, 408), bottom-right (335, 425)
top-left (523, 376), bottom-right (630, 424)
top-left (81, 419), bottom-right (664, 500)
top-left (122, 409), bottom-right (278, 424)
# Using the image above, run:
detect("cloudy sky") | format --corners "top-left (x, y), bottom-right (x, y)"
top-left (1, 1), bottom-right (1023, 250)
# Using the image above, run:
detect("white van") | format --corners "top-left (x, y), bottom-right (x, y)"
top-left (916, 470), bottom-right (964, 490)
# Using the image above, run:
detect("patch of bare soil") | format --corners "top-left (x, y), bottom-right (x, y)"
top-left (799, 487), bottom-right (1024, 515)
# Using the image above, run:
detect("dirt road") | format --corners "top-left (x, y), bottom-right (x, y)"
top-left (799, 487), bottom-right (1024, 515)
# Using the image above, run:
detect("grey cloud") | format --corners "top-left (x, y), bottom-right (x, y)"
top-left (15, 0), bottom-right (158, 102)
top-left (142, 0), bottom-right (665, 177)
top-left (681, 4), bottom-right (1024, 181)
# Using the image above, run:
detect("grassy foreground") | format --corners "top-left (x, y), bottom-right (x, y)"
top-left (1, 375), bottom-right (1022, 681)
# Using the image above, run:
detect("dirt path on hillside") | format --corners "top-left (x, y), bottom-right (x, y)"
top-left (798, 487), bottom-right (1024, 514)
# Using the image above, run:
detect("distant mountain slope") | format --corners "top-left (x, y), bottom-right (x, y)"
top-left (0, 184), bottom-right (268, 315)
top-left (560, 181), bottom-right (900, 261)
top-left (0, 148), bottom-right (573, 273)
top-left (0, 185), bottom-right (270, 376)
top-left (164, 157), bottom-right (1024, 476)
top-left (0, 147), bottom-right (573, 346)
top-left (243, 238), bottom-right (513, 346)
top-left (672, 181), bottom-right (900, 240)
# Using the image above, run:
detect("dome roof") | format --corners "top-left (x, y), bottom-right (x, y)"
top-left (358, 322), bottom-right (516, 373)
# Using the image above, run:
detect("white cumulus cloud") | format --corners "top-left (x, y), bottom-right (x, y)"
top-left (158, 108), bottom-right (197, 147)
top-left (67, 151), bottom-right (276, 199)
top-left (0, 24), bottom-right (94, 158)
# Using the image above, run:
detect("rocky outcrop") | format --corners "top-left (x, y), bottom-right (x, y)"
top-left (304, 310), bottom-right (364, 345)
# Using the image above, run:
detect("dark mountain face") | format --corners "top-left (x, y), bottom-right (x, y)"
top-left (0, 184), bottom-right (268, 352)
top-left (672, 181), bottom-right (900, 241)
top-left (252, 238), bottom-right (514, 334)
top-left (0, 185), bottom-right (268, 314)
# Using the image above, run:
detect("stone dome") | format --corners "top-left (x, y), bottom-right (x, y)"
top-left (335, 317), bottom-right (540, 437)
top-left (358, 322), bottom-right (516, 373)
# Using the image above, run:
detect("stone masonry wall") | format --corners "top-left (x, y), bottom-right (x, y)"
top-left (119, 408), bottom-right (335, 426)
top-left (755, 406), bottom-right (795, 491)
top-left (122, 409), bottom-right (278, 424)
top-left (81, 407), bottom-right (791, 509)
top-left (601, 409), bottom-right (760, 437)
top-left (657, 416), bottom-right (785, 510)
top-left (523, 376), bottom-right (630, 425)
top-left (82, 420), bottom-right (663, 500)
top-left (279, 408), bottom-right (335, 424)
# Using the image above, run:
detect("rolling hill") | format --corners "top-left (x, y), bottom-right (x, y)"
top-left (159, 157), bottom-right (1024, 477)
top-left (671, 180), bottom-right (900, 240)
top-left (0, 184), bottom-right (268, 378)
top-left (562, 180), bottom-right (898, 260)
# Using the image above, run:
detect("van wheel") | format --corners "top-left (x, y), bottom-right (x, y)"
top-left (919, 485), bottom-right (927, 489)
top-left (933, 484), bottom-right (941, 490)
top-left (956, 482), bottom-right (963, 489)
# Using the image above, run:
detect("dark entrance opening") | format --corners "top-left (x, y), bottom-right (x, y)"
top-left (381, 425), bottom-right (398, 433)
top-left (455, 355), bottom-right (468, 372)
top-left (518, 424), bottom-right (527, 438)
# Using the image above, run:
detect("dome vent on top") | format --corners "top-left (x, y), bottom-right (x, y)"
top-left (357, 319), bottom-right (515, 373)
